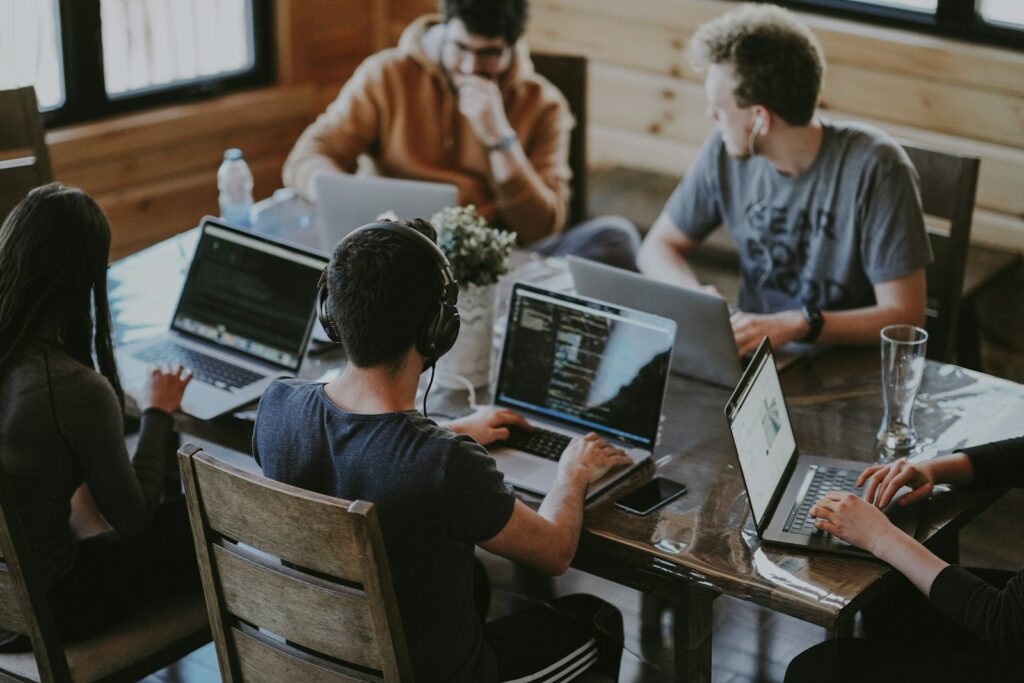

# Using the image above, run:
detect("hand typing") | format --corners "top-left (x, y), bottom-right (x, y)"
top-left (445, 407), bottom-right (531, 446)
top-left (558, 432), bottom-right (633, 485)
top-left (731, 309), bottom-right (808, 357)
top-left (141, 364), bottom-right (192, 414)
top-left (858, 458), bottom-right (934, 509)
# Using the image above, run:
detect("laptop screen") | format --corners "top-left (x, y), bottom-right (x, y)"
top-left (724, 341), bottom-right (798, 529)
top-left (171, 222), bottom-right (326, 370)
top-left (494, 284), bottom-right (675, 448)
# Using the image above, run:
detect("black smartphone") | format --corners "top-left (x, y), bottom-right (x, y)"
top-left (614, 477), bottom-right (687, 515)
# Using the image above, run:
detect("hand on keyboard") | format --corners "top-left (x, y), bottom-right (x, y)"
top-left (445, 407), bottom-right (532, 446)
top-left (858, 458), bottom-right (934, 509)
top-left (809, 492), bottom-right (895, 555)
top-left (141, 363), bottom-right (193, 414)
top-left (558, 432), bottom-right (633, 485)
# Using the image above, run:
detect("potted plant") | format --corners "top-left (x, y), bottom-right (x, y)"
top-left (431, 205), bottom-right (517, 388)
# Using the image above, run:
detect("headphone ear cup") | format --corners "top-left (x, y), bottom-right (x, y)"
top-left (316, 274), bottom-right (342, 343)
top-left (434, 303), bottom-right (461, 358)
top-left (416, 301), bottom-right (460, 365)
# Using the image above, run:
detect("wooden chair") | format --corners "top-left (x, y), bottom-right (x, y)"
top-left (532, 53), bottom-right (588, 228)
top-left (0, 460), bottom-right (209, 683)
top-left (901, 142), bottom-right (980, 364)
top-left (0, 87), bottom-right (53, 223)
top-left (178, 443), bottom-right (413, 682)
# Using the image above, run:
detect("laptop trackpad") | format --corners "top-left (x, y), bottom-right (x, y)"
top-left (492, 453), bottom-right (546, 481)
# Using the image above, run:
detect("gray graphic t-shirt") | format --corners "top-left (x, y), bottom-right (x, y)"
top-left (666, 120), bottom-right (932, 313)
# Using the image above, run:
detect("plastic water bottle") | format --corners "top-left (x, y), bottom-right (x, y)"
top-left (217, 148), bottom-right (254, 227)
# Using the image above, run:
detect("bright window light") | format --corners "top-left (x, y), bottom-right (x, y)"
top-left (980, 0), bottom-right (1024, 29)
top-left (101, 0), bottom-right (254, 97)
top-left (0, 0), bottom-right (65, 110)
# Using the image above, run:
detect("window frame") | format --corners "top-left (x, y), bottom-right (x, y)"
top-left (44, 0), bottom-right (274, 127)
top-left (770, 0), bottom-right (1024, 51)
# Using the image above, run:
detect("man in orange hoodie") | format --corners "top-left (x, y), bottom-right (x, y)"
top-left (283, 0), bottom-right (639, 270)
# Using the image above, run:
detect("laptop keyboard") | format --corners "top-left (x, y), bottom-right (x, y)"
top-left (783, 466), bottom-right (864, 536)
top-left (133, 342), bottom-right (264, 392)
top-left (503, 426), bottom-right (572, 461)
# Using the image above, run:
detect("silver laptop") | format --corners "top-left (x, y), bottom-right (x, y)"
top-left (724, 338), bottom-right (918, 556)
top-left (568, 256), bottom-right (741, 387)
top-left (487, 283), bottom-right (676, 501)
top-left (116, 218), bottom-right (326, 420)
top-left (313, 173), bottom-right (458, 253)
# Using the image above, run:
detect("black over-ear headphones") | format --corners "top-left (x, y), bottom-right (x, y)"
top-left (316, 221), bottom-right (461, 367)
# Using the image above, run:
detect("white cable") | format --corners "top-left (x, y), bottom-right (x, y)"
top-left (435, 371), bottom-right (480, 411)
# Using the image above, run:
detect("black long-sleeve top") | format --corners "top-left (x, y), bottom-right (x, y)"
top-left (929, 436), bottom-right (1024, 658)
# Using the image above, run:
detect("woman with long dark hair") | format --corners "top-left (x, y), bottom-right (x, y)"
top-left (0, 183), bottom-right (198, 646)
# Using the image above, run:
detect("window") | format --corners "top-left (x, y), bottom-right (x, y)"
top-left (772, 0), bottom-right (1024, 48)
top-left (1, 0), bottom-right (272, 126)
top-left (0, 0), bottom-right (64, 110)
top-left (980, 0), bottom-right (1024, 30)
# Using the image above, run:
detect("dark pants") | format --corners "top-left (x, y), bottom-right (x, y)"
top-left (532, 215), bottom-right (641, 272)
top-left (786, 568), bottom-right (1021, 682)
top-left (474, 559), bottom-right (624, 681)
top-left (47, 496), bottom-right (200, 644)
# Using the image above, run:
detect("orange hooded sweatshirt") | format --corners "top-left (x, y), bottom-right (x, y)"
top-left (282, 15), bottom-right (573, 244)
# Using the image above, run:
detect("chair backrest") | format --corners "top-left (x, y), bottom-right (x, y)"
top-left (178, 444), bottom-right (413, 682)
top-left (0, 87), bottom-right (53, 223)
top-left (531, 53), bottom-right (587, 228)
top-left (901, 142), bottom-right (980, 363)
top-left (0, 460), bottom-right (74, 682)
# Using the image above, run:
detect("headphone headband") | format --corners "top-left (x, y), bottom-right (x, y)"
top-left (317, 220), bottom-right (461, 367)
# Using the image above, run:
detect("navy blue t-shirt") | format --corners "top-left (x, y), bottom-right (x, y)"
top-left (253, 380), bottom-right (516, 681)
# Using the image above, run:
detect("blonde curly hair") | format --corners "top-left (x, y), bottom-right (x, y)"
top-left (689, 4), bottom-right (826, 126)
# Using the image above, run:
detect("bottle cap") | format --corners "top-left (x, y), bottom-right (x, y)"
top-left (223, 148), bottom-right (243, 161)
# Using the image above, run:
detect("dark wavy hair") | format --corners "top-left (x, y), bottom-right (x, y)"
top-left (689, 4), bottom-right (825, 126)
top-left (0, 183), bottom-right (123, 408)
top-left (440, 0), bottom-right (529, 44)
top-left (327, 219), bottom-right (440, 373)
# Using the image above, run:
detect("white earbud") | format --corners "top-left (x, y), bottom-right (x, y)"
top-left (747, 112), bottom-right (765, 157)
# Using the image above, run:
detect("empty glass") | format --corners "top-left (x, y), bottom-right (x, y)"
top-left (877, 324), bottom-right (928, 459)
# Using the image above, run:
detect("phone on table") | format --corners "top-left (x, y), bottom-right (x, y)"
top-left (614, 477), bottom-right (687, 516)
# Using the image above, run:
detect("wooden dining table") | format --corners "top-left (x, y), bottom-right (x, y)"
top-left (110, 222), bottom-right (1024, 682)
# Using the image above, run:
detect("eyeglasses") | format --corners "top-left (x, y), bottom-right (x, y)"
top-left (445, 36), bottom-right (510, 67)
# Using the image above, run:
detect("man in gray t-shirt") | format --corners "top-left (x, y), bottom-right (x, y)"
top-left (638, 5), bottom-right (931, 356)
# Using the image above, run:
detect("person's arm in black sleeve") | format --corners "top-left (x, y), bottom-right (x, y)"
top-left (59, 371), bottom-right (171, 538)
top-left (960, 436), bottom-right (1024, 488)
top-left (930, 566), bottom-right (1024, 658)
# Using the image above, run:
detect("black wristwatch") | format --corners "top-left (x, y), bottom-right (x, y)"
top-left (801, 305), bottom-right (824, 343)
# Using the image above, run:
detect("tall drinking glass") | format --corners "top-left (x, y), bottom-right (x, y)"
top-left (877, 324), bottom-right (928, 459)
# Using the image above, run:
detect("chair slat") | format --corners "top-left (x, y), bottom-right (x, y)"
top-left (213, 544), bottom-right (381, 670)
top-left (194, 456), bottom-right (365, 581)
top-left (0, 570), bottom-right (27, 634)
top-left (232, 627), bottom-right (378, 683)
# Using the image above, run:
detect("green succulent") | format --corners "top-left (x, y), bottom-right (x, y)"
top-left (431, 205), bottom-right (517, 287)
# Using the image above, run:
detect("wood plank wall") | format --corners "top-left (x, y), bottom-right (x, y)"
top-left (516, 0), bottom-right (1024, 252)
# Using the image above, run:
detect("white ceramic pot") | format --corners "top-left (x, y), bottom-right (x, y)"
top-left (435, 282), bottom-right (497, 389)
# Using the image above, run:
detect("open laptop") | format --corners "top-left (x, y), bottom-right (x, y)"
top-left (724, 338), bottom-right (918, 556)
top-left (568, 256), bottom-right (741, 387)
top-left (313, 173), bottom-right (458, 253)
top-left (487, 283), bottom-right (676, 501)
top-left (116, 218), bottom-right (326, 420)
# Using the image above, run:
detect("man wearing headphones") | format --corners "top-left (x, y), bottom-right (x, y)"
top-left (637, 5), bottom-right (932, 356)
top-left (252, 219), bottom-right (625, 681)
